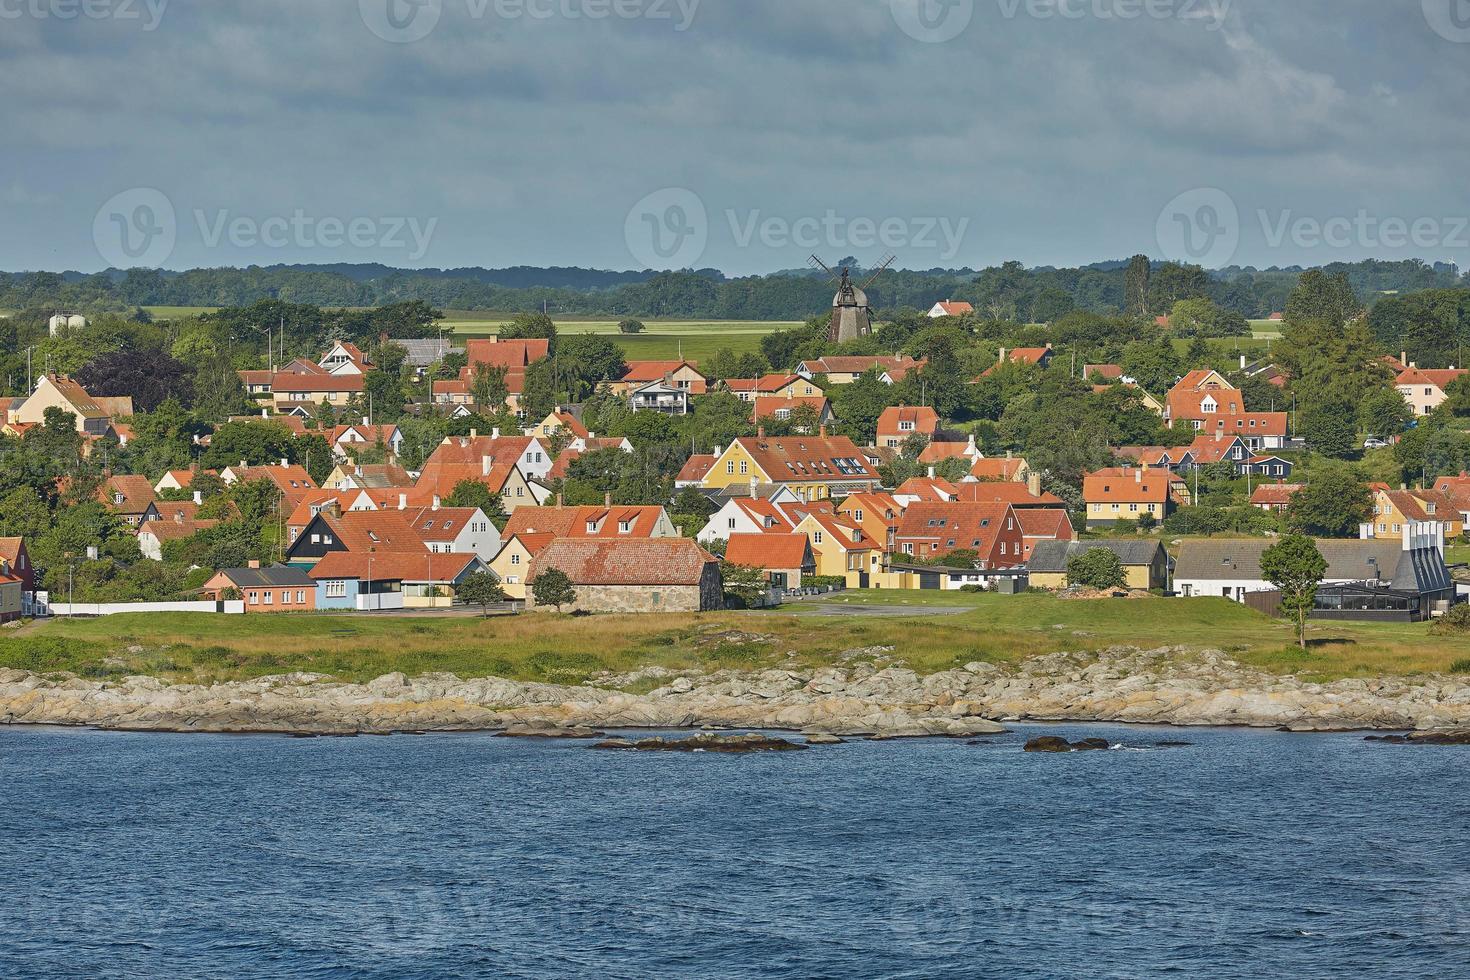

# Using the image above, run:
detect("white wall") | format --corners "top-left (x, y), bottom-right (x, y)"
top-left (43, 601), bottom-right (246, 616)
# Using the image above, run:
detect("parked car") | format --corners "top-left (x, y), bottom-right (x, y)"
top-left (1363, 437), bottom-right (1389, 450)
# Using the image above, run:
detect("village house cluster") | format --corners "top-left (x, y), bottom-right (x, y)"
top-left (0, 328), bottom-right (1462, 625)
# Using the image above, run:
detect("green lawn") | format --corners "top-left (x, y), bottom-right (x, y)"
top-left (1250, 319), bottom-right (1283, 339)
top-left (446, 316), bottom-right (794, 363)
top-left (5, 593), bottom-right (1467, 688)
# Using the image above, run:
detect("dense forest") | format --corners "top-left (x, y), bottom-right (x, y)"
top-left (1, 257), bottom-right (1462, 322)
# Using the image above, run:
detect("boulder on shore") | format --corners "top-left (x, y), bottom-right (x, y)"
top-left (591, 732), bottom-right (807, 753)
top-left (497, 725), bottom-right (606, 739)
top-left (1367, 731), bottom-right (1470, 745)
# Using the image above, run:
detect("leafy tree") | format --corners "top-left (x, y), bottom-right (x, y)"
top-left (470, 363), bottom-right (510, 410)
top-left (0, 486), bottom-right (51, 539)
top-left (445, 479), bottom-right (509, 529)
top-left (1124, 255), bottom-right (1152, 319)
top-left (458, 571), bottom-right (507, 617)
top-left (499, 312), bottom-right (557, 343)
top-left (1067, 548), bottom-right (1126, 590)
top-left (532, 567), bottom-right (577, 612)
top-left (1285, 270), bottom-right (1361, 328)
top-left (76, 348), bottom-right (196, 412)
top-left (1285, 468), bottom-right (1371, 537)
top-left (1359, 388), bottom-right (1413, 437)
top-left (720, 562), bottom-right (769, 608)
top-left (618, 319), bottom-right (645, 334)
top-left (1260, 535), bottom-right (1328, 650)
top-left (1298, 402), bottom-right (1357, 459)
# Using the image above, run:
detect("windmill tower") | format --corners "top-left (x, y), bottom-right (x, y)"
top-left (810, 254), bottom-right (896, 344)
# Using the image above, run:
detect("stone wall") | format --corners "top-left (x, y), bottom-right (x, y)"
top-left (532, 584), bottom-right (707, 614)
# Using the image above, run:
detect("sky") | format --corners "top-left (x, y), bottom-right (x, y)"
top-left (2, 0), bottom-right (1469, 276)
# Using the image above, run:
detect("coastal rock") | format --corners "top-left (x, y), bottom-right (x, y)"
top-left (591, 733), bottom-right (807, 753)
top-left (497, 725), bottom-right (606, 739)
top-left (804, 734), bottom-right (845, 745)
top-left (1024, 736), bottom-right (1111, 753)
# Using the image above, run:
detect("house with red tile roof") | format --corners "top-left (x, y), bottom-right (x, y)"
top-left (702, 432), bottom-right (881, 502)
top-left (1369, 487), bottom-right (1465, 543)
top-left (531, 408), bottom-right (591, 443)
top-left (917, 435), bottom-right (983, 466)
top-left (721, 373), bottom-right (824, 402)
top-left (527, 538), bottom-right (723, 612)
top-left (137, 515), bottom-right (221, 561)
top-left (1396, 364), bottom-right (1469, 417)
top-left (1251, 482), bottom-right (1304, 513)
top-left (1017, 509), bottom-right (1075, 562)
top-left (876, 406), bottom-right (940, 450)
top-left (1084, 364), bottom-right (1124, 382)
top-left (488, 531), bottom-right (558, 599)
top-left (675, 454), bottom-right (717, 488)
top-left (503, 503), bottom-right (678, 540)
top-left (0, 538), bottom-right (35, 595)
top-left (928, 301), bottom-right (974, 318)
top-left (1082, 465), bottom-right (1180, 528)
top-left (319, 341), bottom-right (372, 376)
top-left (1187, 433), bottom-right (1251, 467)
top-left (723, 533), bottom-right (817, 590)
top-left (421, 431), bottom-right (553, 482)
top-left (894, 501), bottom-right (1025, 568)
top-left (893, 475), bottom-right (960, 505)
top-left (98, 475), bottom-right (158, 526)
top-left (1116, 445), bottom-right (1196, 472)
top-left (794, 511), bottom-right (884, 587)
top-left (153, 468), bottom-right (220, 494)
top-left (969, 454), bottom-right (1030, 483)
top-left (751, 395), bottom-right (834, 432)
top-left (834, 492), bottom-right (904, 553)
top-left (609, 361), bottom-right (709, 397)
top-left (954, 480), bottom-right (1064, 509)
top-left (795, 356), bottom-right (924, 385)
top-left (979, 345), bottom-right (1053, 378)
top-left (10, 375), bottom-right (128, 437)
top-left (328, 423), bottom-right (403, 460)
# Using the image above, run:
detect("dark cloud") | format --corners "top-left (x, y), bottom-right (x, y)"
top-left (1, 0), bottom-right (1466, 275)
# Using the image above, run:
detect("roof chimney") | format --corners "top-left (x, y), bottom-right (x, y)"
top-left (1402, 351), bottom-right (1408, 366)
top-left (193, 491), bottom-right (203, 505)
top-left (556, 492), bottom-right (564, 507)
top-left (604, 492), bottom-right (613, 507)
top-left (248, 560), bottom-right (261, 569)
top-left (280, 458), bottom-right (288, 468)
top-left (1240, 354), bottom-right (1247, 371)
top-left (819, 424), bottom-right (828, 437)
top-left (398, 493), bottom-right (408, 510)
top-left (483, 456), bottom-right (493, 477)
top-left (928, 466), bottom-right (936, 479)
top-left (432, 495), bottom-right (441, 510)
top-left (1136, 467), bottom-right (1143, 484)
top-left (751, 476), bottom-right (759, 496)
top-left (492, 427), bottom-right (501, 439)
top-left (1027, 471), bottom-right (1042, 497)
top-left (757, 426), bottom-right (766, 439)
top-left (470, 428), bottom-right (478, 439)
top-left (998, 347), bottom-right (1007, 364)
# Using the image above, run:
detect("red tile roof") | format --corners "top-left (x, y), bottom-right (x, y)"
top-left (894, 476), bottom-right (959, 502)
top-left (1251, 483), bottom-right (1304, 508)
top-left (954, 482), bottom-right (1063, 507)
top-left (877, 406), bottom-right (940, 437)
top-left (895, 501), bottom-right (1016, 558)
top-left (503, 505), bottom-right (668, 539)
top-left (751, 396), bottom-right (830, 422)
top-left (724, 533), bottom-right (812, 570)
top-left (969, 457), bottom-right (1026, 482)
top-left (933, 301), bottom-right (974, 316)
top-left (530, 538), bottom-right (717, 586)
top-left (309, 550), bottom-right (478, 583)
top-left (1017, 508), bottom-right (1073, 541)
top-left (270, 373), bottom-right (365, 394)
top-left (99, 475), bottom-right (156, 514)
top-left (465, 339), bottom-right (551, 371)
top-left (1083, 467), bottom-right (1174, 505)
top-left (676, 454), bottom-right (716, 484)
top-left (731, 435), bottom-right (880, 485)
top-left (1396, 366), bottom-right (1469, 390)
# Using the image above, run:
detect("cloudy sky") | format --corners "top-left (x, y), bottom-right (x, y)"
top-left (3, 0), bottom-right (1469, 275)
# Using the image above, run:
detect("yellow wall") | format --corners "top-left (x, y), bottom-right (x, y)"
top-left (489, 540), bottom-right (535, 599)
top-left (702, 444), bottom-right (843, 502)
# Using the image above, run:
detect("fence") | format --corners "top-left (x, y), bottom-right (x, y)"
top-left (41, 600), bottom-right (246, 617)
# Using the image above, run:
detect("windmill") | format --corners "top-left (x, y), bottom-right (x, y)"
top-left (810, 253), bottom-right (896, 344)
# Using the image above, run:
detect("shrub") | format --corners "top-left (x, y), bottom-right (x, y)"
top-left (1432, 604), bottom-right (1470, 636)
top-left (805, 576), bottom-right (846, 589)
top-left (1066, 548), bottom-right (1127, 590)
top-left (618, 319), bottom-right (646, 334)
top-left (1450, 658), bottom-right (1470, 674)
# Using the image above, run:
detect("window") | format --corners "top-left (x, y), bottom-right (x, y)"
top-left (297, 591), bottom-right (305, 604)
top-left (510, 554), bottom-right (522, 566)
top-left (282, 591), bottom-right (292, 605)
top-left (726, 461), bottom-right (735, 475)
top-left (728, 517), bottom-right (738, 529)
top-left (739, 461), bottom-right (749, 475)
top-left (854, 510), bottom-right (864, 523)
top-left (813, 531), bottom-right (824, 544)
top-left (263, 591), bottom-right (274, 605)
top-left (326, 581), bottom-right (347, 598)
top-left (248, 591), bottom-right (259, 605)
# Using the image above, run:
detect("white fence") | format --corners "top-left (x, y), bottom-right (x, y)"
top-left (41, 600), bottom-right (246, 617)
top-left (355, 593), bottom-right (406, 611)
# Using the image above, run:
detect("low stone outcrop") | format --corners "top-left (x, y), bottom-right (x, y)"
top-left (6, 647), bottom-right (1470, 737)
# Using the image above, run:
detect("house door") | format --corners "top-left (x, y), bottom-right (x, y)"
top-left (918, 571), bottom-right (940, 591)
top-left (771, 573), bottom-right (788, 591)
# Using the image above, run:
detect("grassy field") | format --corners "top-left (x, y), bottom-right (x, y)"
top-left (444, 315), bottom-right (795, 364)
top-left (4, 593), bottom-right (1467, 688)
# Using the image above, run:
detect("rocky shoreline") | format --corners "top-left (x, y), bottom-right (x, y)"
top-left (6, 646), bottom-right (1470, 738)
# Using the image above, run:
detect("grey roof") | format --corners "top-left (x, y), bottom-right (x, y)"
top-left (1028, 540), bottom-right (1167, 573)
top-left (1173, 538), bottom-right (1452, 594)
top-left (399, 339), bottom-right (462, 366)
top-left (222, 564), bottom-right (316, 588)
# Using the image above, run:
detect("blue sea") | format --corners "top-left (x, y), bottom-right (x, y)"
top-left (2, 723), bottom-right (1467, 979)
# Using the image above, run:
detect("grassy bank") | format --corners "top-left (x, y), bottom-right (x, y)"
top-left (3, 594), bottom-right (1466, 688)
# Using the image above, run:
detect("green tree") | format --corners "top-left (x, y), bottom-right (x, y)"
top-left (532, 567), bottom-right (577, 612)
top-left (445, 479), bottom-right (509, 529)
top-left (618, 319), bottom-right (645, 334)
top-left (1124, 254), bottom-right (1151, 319)
top-left (1260, 534), bottom-right (1328, 650)
top-left (720, 561), bottom-right (769, 608)
top-left (1359, 388), bottom-right (1413, 437)
top-left (457, 571), bottom-right (507, 617)
top-left (1298, 402), bottom-right (1357, 459)
top-left (1284, 468), bottom-right (1372, 537)
top-left (499, 312), bottom-right (557, 343)
top-left (1067, 548), bottom-right (1127, 590)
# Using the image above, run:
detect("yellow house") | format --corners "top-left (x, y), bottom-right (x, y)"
top-left (1369, 488), bottom-right (1465, 543)
top-left (795, 512), bottom-right (889, 588)
top-left (702, 433), bottom-right (881, 503)
top-left (834, 492), bottom-right (901, 553)
top-left (488, 532), bottom-right (555, 599)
